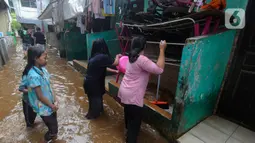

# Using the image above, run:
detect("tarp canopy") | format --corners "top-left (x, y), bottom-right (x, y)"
top-left (0, 0), bottom-right (9, 8)
top-left (38, 1), bottom-right (57, 20)
top-left (62, 0), bottom-right (86, 20)
top-left (39, 0), bottom-right (88, 21)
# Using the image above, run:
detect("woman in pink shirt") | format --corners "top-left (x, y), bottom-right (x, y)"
top-left (118, 37), bottom-right (167, 143)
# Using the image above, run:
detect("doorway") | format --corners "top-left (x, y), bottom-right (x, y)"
top-left (217, 0), bottom-right (255, 131)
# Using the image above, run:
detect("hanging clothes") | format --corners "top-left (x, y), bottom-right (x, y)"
top-left (102, 9), bottom-right (114, 17)
top-left (92, 16), bottom-right (111, 33)
top-left (76, 15), bottom-right (85, 34)
top-left (89, 0), bottom-right (101, 14)
top-left (84, 0), bottom-right (92, 33)
top-left (88, 0), bottom-right (112, 33)
top-left (95, 13), bottom-right (105, 19)
top-left (87, 11), bottom-right (93, 33)
top-left (76, 15), bottom-right (82, 28)
top-left (103, 0), bottom-right (115, 15)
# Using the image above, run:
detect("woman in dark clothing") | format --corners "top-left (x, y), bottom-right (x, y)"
top-left (84, 38), bottom-right (121, 120)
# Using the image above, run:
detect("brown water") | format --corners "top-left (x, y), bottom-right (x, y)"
top-left (146, 83), bottom-right (175, 105)
top-left (0, 42), bottom-right (168, 143)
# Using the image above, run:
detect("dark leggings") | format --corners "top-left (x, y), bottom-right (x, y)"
top-left (22, 100), bottom-right (37, 127)
top-left (41, 112), bottom-right (58, 141)
top-left (83, 80), bottom-right (104, 119)
top-left (86, 93), bottom-right (104, 119)
top-left (124, 104), bottom-right (143, 143)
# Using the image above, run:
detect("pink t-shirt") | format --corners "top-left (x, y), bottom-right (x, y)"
top-left (118, 55), bottom-right (164, 107)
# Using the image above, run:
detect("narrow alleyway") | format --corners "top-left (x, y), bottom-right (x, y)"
top-left (0, 42), bottom-right (168, 143)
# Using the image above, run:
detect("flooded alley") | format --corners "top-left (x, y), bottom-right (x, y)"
top-left (0, 42), bottom-right (167, 143)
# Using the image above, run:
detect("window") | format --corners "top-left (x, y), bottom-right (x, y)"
top-left (8, 0), bottom-right (14, 8)
top-left (10, 8), bottom-right (15, 13)
top-left (21, 0), bottom-right (37, 8)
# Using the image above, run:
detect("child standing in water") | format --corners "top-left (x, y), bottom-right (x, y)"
top-left (24, 46), bottom-right (58, 142)
top-left (19, 65), bottom-right (37, 127)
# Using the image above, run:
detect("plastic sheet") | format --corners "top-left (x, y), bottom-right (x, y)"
top-left (45, 0), bottom-right (88, 29)
top-left (63, 0), bottom-right (86, 20)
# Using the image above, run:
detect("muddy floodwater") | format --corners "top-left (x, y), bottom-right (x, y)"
top-left (0, 42), bottom-right (168, 143)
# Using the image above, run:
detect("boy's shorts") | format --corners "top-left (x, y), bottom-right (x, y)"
top-left (36, 44), bottom-right (46, 51)
top-left (23, 43), bottom-right (31, 51)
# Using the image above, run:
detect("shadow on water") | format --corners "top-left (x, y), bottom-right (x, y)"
top-left (0, 41), bottom-right (168, 143)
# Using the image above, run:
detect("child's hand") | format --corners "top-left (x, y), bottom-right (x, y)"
top-left (23, 89), bottom-right (28, 93)
top-left (54, 101), bottom-right (59, 108)
top-left (50, 104), bottom-right (59, 112)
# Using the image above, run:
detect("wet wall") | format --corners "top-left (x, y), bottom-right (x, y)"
top-left (0, 8), bottom-right (10, 34)
top-left (46, 32), bottom-right (60, 48)
top-left (0, 36), bottom-right (14, 68)
top-left (173, 0), bottom-right (249, 135)
top-left (175, 30), bottom-right (236, 135)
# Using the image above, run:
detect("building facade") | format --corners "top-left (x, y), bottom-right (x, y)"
top-left (9, 0), bottom-right (52, 32)
top-left (0, 0), bottom-right (11, 35)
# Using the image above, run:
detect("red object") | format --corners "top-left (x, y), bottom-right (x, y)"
top-left (202, 16), bottom-right (212, 35)
top-left (150, 101), bottom-right (168, 104)
top-left (116, 56), bottom-right (129, 74)
top-left (201, 0), bottom-right (226, 11)
top-left (120, 21), bottom-right (123, 28)
top-left (213, 19), bottom-right (220, 33)
top-left (114, 24), bottom-right (131, 83)
top-left (115, 26), bottom-right (130, 54)
top-left (150, 101), bottom-right (169, 109)
top-left (176, 0), bottom-right (193, 5)
top-left (194, 23), bottom-right (200, 36)
top-left (116, 56), bottom-right (129, 83)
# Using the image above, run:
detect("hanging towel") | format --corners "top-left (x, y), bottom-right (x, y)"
top-left (103, 0), bottom-right (115, 15)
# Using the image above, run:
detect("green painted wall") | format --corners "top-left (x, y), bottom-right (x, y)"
top-left (86, 30), bottom-right (122, 60)
top-left (172, 0), bottom-right (249, 135)
top-left (175, 30), bottom-right (236, 134)
top-left (65, 32), bottom-right (87, 61)
top-left (59, 32), bottom-right (66, 58)
top-left (204, 0), bottom-right (248, 9)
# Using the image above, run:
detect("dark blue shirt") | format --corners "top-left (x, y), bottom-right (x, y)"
top-left (85, 54), bottom-right (114, 94)
top-left (33, 32), bottom-right (46, 44)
